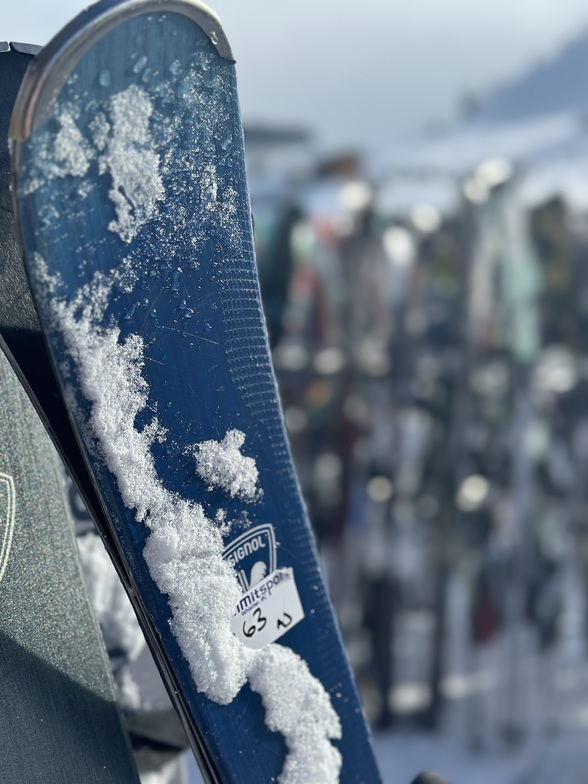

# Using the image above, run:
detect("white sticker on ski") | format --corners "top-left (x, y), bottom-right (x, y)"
top-left (231, 568), bottom-right (304, 650)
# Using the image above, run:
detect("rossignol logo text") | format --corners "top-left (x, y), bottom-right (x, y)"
top-left (222, 523), bottom-right (277, 591)
top-left (225, 534), bottom-right (266, 567)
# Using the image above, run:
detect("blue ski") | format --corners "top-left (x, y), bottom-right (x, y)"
top-left (10, 2), bottom-right (381, 782)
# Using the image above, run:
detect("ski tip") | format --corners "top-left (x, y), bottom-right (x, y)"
top-left (9, 0), bottom-right (234, 143)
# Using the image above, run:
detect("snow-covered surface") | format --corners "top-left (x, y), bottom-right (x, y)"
top-left (39, 258), bottom-right (341, 781)
top-left (376, 174), bottom-right (460, 219)
top-left (23, 86), bottom-right (165, 241)
top-left (248, 646), bottom-right (343, 782)
top-left (97, 85), bottom-right (165, 243)
top-left (20, 43), bottom-right (366, 780)
top-left (371, 731), bottom-right (544, 784)
top-left (371, 107), bottom-right (588, 214)
top-left (78, 531), bottom-right (146, 662)
top-left (141, 756), bottom-right (188, 784)
top-left (514, 131), bottom-right (588, 210)
top-left (22, 108), bottom-right (92, 194)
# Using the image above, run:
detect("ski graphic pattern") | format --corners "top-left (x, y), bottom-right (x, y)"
top-left (11, 2), bottom-right (381, 782)
top-left (0, 471), bottom-right (16, 583)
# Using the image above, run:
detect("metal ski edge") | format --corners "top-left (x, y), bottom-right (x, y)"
top-left (0, 42), bottom-right (41, 55)
top-left (8, 0), bottom-right (235, 143)
top-left (0, 333), bottom-right (221, 784)
top-left (9, 43), bottom-right (43, 56)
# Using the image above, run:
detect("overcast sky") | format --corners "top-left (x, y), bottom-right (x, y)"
top-left (5, 1), bottom-right (588, 153)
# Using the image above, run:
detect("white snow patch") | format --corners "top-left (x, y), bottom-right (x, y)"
top-left (51, 284), bottom-right (249, 702)
top-left (201, 161), bottom-right (219, 209)
top-left (249, 645), bottom-right (343, 784)
top-left (53, 111), bottom-right (94, 178)
top-left (89, 111), bottom-right (111, 152)
top-left (116, 665), bottom-right (142, 711)
top-left (193, 429), bottom-right (261, 502)
top-left (23, 108), bottom-right (94, 194)
top-left (98, 85), bottom-right (165, 243)
top-left (22, 87), bottom-right (163, 240)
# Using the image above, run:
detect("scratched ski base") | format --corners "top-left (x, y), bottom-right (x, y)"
top-left (10, 1), bottom-right (380, 782)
